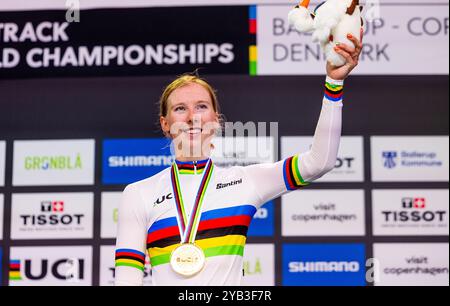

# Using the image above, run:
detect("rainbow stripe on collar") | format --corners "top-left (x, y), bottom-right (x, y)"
top-left (175, 159), bottom-right (209, 175)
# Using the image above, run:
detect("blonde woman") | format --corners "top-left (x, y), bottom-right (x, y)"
top-left (115, 30), bottom-right (363, 286)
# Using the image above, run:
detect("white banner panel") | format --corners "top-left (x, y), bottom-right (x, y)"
top-left (11, 193), bottom-right (94, 240)
top-left (242, 244), bottom-right (275, 286)
top-left (372, 189), bottom-right (449, 236)
top-left (0, 0), bottom-right (283, 10)
top-left (99, 245), bottom-right (152, 286)
top-left (0, 141), bottom-right (5, 186)
top-left (1, 1), bottom-right (446, 11)
top-left (374, 243), bottom-right (449, 286)
top-left (9, 246), bottom-right (93, 286)
top-left (211, 136), bottom-right (276, 167)
top-left (257, 3), bottom-right (449, 75)
top-left (13, 139), bottom-right (95, 186)
top-left (101, 192), bottom-right (121, 239)
top-left (281, 136), bottom-right (364, 182)
top-left (282, 189), bottom-right (366, 236)
top-left (0, 194), bottom-right (3, 240)
top-left (371, 136), bottom-right (449, 182)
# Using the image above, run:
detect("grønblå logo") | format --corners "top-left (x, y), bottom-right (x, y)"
top-left (102, 139), bottom-right (174, 184)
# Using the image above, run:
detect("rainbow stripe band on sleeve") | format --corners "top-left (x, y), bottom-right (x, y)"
top-left (115, 249), bottom-right (146, 272)
top-left (324, 81), bottom-right (344, 102)
top-left (283, 155), bottom-right (309, 190)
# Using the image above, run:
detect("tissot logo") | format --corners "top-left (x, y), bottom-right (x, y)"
top-left (402, 197), bottom-right (426, 209)
top-left (381, 197), bottom-right (446, 223)
top-left (373, 190), bottom-right (449, 236)
top-left (12, 193), bottom-right (93, 240)
top-left (282, 136), bottom-right (364, 182)
top-left (216, 178), bottom-right (243, 190)
top-left (20, 200), bottom-right (84, 226)
top-left (335, 157), bottom-right (355, 169)
top-left (41, 201), bottom-right (64, 212)
top-left (153, 193), bottom-right (173, 207)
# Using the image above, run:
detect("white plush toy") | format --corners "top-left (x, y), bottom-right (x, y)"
top-left (288, 0), bottom-right (364, 67)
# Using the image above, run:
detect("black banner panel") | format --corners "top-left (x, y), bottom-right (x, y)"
top-left (0, 7), bottom-right (251, 78)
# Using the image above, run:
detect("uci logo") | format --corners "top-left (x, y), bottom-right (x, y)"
top-left (153, 193), bottom-right (173, 207)
top-left (16, 258), bottom-right (85, 281)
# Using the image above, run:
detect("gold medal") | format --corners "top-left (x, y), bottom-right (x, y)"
top-left (170, 243), bottom-right (206, 277)
top-left (169, 159), bottom-right (214, 277)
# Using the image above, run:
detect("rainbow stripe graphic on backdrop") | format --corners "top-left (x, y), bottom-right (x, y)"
top-left (9, 260), bottom-right (22, 281)
top-left (146, 205), bottom-right (257, 267)
top-left (249, 5), bottom-right (258, 76)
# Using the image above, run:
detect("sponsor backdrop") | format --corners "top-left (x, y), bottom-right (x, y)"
top-left (0, 1), bottom-right (448, 286)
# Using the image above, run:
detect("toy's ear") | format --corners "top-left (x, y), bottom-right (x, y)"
top-left (346, 0), bottom-right (358, 15)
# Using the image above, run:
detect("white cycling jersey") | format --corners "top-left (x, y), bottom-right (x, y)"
top-left (115, 76), bottom-right (344, 286)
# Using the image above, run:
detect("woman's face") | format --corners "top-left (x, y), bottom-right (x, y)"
top-left (160, 82), bottom-right (219, 158)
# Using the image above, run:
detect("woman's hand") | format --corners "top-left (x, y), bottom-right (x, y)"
top-left (326, 28), bottom-right (364, 81)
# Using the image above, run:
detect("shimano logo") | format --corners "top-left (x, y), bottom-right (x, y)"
top-left (289, 261), bottom-right (360, 273)
top-left (108, 155), bottom-right (173, 167)
top-left (216, 178), bottom-right (243, 190)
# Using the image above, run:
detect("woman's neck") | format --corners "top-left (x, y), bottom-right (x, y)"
top-left (175, 155), bottom-right (209, 162)
top-left (174, 141), bottom-right (214, 162)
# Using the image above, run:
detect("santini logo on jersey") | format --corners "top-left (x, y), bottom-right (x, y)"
top-left (216, 178), bottom-right (243, 190)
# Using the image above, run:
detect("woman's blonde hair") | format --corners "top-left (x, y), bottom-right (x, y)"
top-left (159, 73), bottom-right (220, 117)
